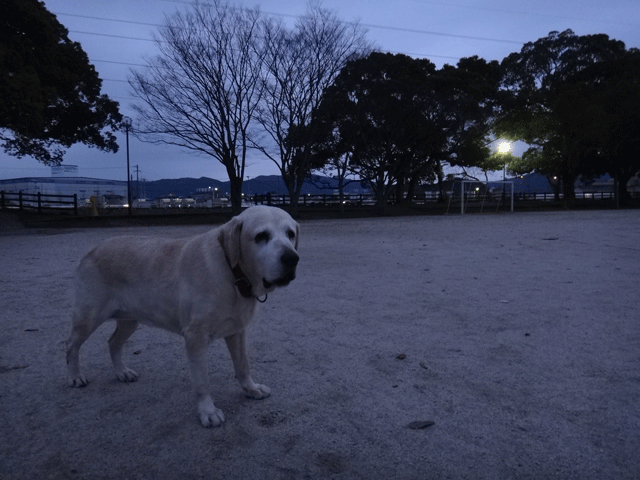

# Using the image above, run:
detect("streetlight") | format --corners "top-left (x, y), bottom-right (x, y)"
top-left (122, 116), bottom-right (132, 216)
top-left (497, 141), bottom-right (511, 154)
top-left (497, 141), bottom-right (511, 208)
top-left (497, 141), bottom-right (511, 178)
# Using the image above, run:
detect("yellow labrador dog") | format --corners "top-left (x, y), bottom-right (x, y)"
top-left (66, 205), bottom-right (299, 427)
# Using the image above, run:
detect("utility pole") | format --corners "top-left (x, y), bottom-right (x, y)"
top-left (122, 117), bottom-right (132, 216)
top-left (134, 165), bottom-right (141, 199)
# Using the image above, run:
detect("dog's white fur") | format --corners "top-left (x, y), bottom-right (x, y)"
top-left (66, 205), bottom-right (299, 427)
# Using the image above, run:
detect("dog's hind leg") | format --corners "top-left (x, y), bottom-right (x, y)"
top-left (66, 308), bottom-right (101, 387)
top-left (109, 320), bottom-right (140, 382)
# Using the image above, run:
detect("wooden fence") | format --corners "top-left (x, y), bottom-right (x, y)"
top-left (252, 191), bottom-right (623, 206)
top-left (0, 191), bottom-right (78, 215)
top-left (253, 192), bottom-right (440, 206)
top-left (0, 189), bottom-right (629, 216)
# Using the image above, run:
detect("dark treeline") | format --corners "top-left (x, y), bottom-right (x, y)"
top-left (306, 31), bottom-right (640, 211)
top-left (3, 1), bottom-right (639, 213)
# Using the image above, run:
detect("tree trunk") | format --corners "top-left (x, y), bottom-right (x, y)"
top-left (617, 172), bottom-right (633, 206)
top-left (376, 195), bottom-right (386, 215)
top-left (373, 171), bottom-right (387, 215)
top-left (436, 162), bottom-right (448, 203)
top-left (228, 176), bottom-right (244, 216)
top-left (406, 175), bottom-right (420, 204)
top-left (281, 168), bottom-right (303, 218)
top-left (561, 173), bottom-right (576, 207)
top-left (395, 176), bottom-right (405, 204)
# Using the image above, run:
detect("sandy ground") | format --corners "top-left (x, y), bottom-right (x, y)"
top-left (1, 209), bottom-right (639, 480)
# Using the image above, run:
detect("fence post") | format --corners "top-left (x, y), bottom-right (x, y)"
top-left (511, 187), bottom-right (514, 212)
top-left (19, 191), bottom-right (23, 211)
top-left (37, 192), bottom-right (42, 213)
top-left (1, 191), bottom-right (4, 210)
top-left (74, 194), bottom-right (78, 215)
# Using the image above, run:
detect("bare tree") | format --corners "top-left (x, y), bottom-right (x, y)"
top-left (129, 1), bottom-right (265, 215)
top-left (253, 1), bottom-right (371, 215)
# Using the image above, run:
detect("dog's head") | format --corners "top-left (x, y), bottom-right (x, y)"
top-left (218, 206), bottom-right (299, 298)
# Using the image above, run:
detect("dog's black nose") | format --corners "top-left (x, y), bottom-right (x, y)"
top-left (281, 250), bottom-right (299, 268)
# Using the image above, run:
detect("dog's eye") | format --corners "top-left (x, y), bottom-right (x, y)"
top-left (287, 229), bottom-right (296, 241)
top-left (254, 231), bottom-right (270, 243)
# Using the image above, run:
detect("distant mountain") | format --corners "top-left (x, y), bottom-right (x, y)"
top-left (138, 175), bottom-right (369, 199)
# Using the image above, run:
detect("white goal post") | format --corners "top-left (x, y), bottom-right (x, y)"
top-left (461, 180), bottom-right (514, 214)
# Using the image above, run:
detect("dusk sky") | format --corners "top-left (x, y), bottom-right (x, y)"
top-left (2, 0), bottom-right (639, 182)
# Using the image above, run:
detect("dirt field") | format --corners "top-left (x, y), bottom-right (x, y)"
top-left (1, 209), bottom-right (639, 479)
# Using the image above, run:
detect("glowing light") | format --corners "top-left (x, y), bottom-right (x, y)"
top-left (497, 142), bottom-right (511, 154)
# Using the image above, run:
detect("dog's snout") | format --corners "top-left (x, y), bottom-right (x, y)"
top-left (281, 250), bottom-right (299, 268)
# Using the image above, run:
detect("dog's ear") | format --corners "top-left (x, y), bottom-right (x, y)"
top-left (218, 217), bottom-right (243, 267)
top-left (294, 223), bottom-right (299, 250)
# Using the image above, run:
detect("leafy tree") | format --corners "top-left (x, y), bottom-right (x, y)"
top-left (431, 56), bottom-right (502, 196)
top-left (130, 0), bottom-right (265, 215)
top-left (305, 112), bottom-right (360, 212)
top-left (497, 29), bottom-right (627, 204)
top-left (585, 48), bottom-right (640, 204)
top-left (0, 0), bottom-right (121, 164)
top-left (313, 52), bottom-right (440, 213)
top-left (313, 53), bottom-right (502, 209)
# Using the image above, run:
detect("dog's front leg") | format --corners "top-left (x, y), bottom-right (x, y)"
top-left (184, 334), bottom-right (225, 427)
top-left (225, 331), bottom-right (271, 399)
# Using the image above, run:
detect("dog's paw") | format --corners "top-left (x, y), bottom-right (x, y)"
top-left (198, 397), bottom-right (225, 428)
top-left (69, 375), bottom-right (89, 388)
top-left (200, 408), bottom-right (225, 428)
top-left (115, 367), bottom-right (139, 383)
top-left (244, 383), bottom-right (271, 400)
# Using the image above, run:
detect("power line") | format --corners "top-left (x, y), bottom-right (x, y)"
top-left (69, 30), bottom-right (155, 43)
top-left (54, 12), bottom-right (164, 28)
top-left (71, 26), bottom-right (466, 67)
top-left (93, 59), bottom-right (148, 68)
top-left (56, 2), bottom-right (639, 54)
top-left (58, 8), bottom-right (526, 47)
top-left (54, 2), bottom-right (637, 96)
top-left (60, 15), bottom-right (493, 69)
top-left (357, 21), bottom-right (523, 45)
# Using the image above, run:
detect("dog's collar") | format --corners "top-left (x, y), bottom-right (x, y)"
top-left (231, 265), bottom-right (253, 298)
top-left (230, 265), bottom-right (267, 303)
